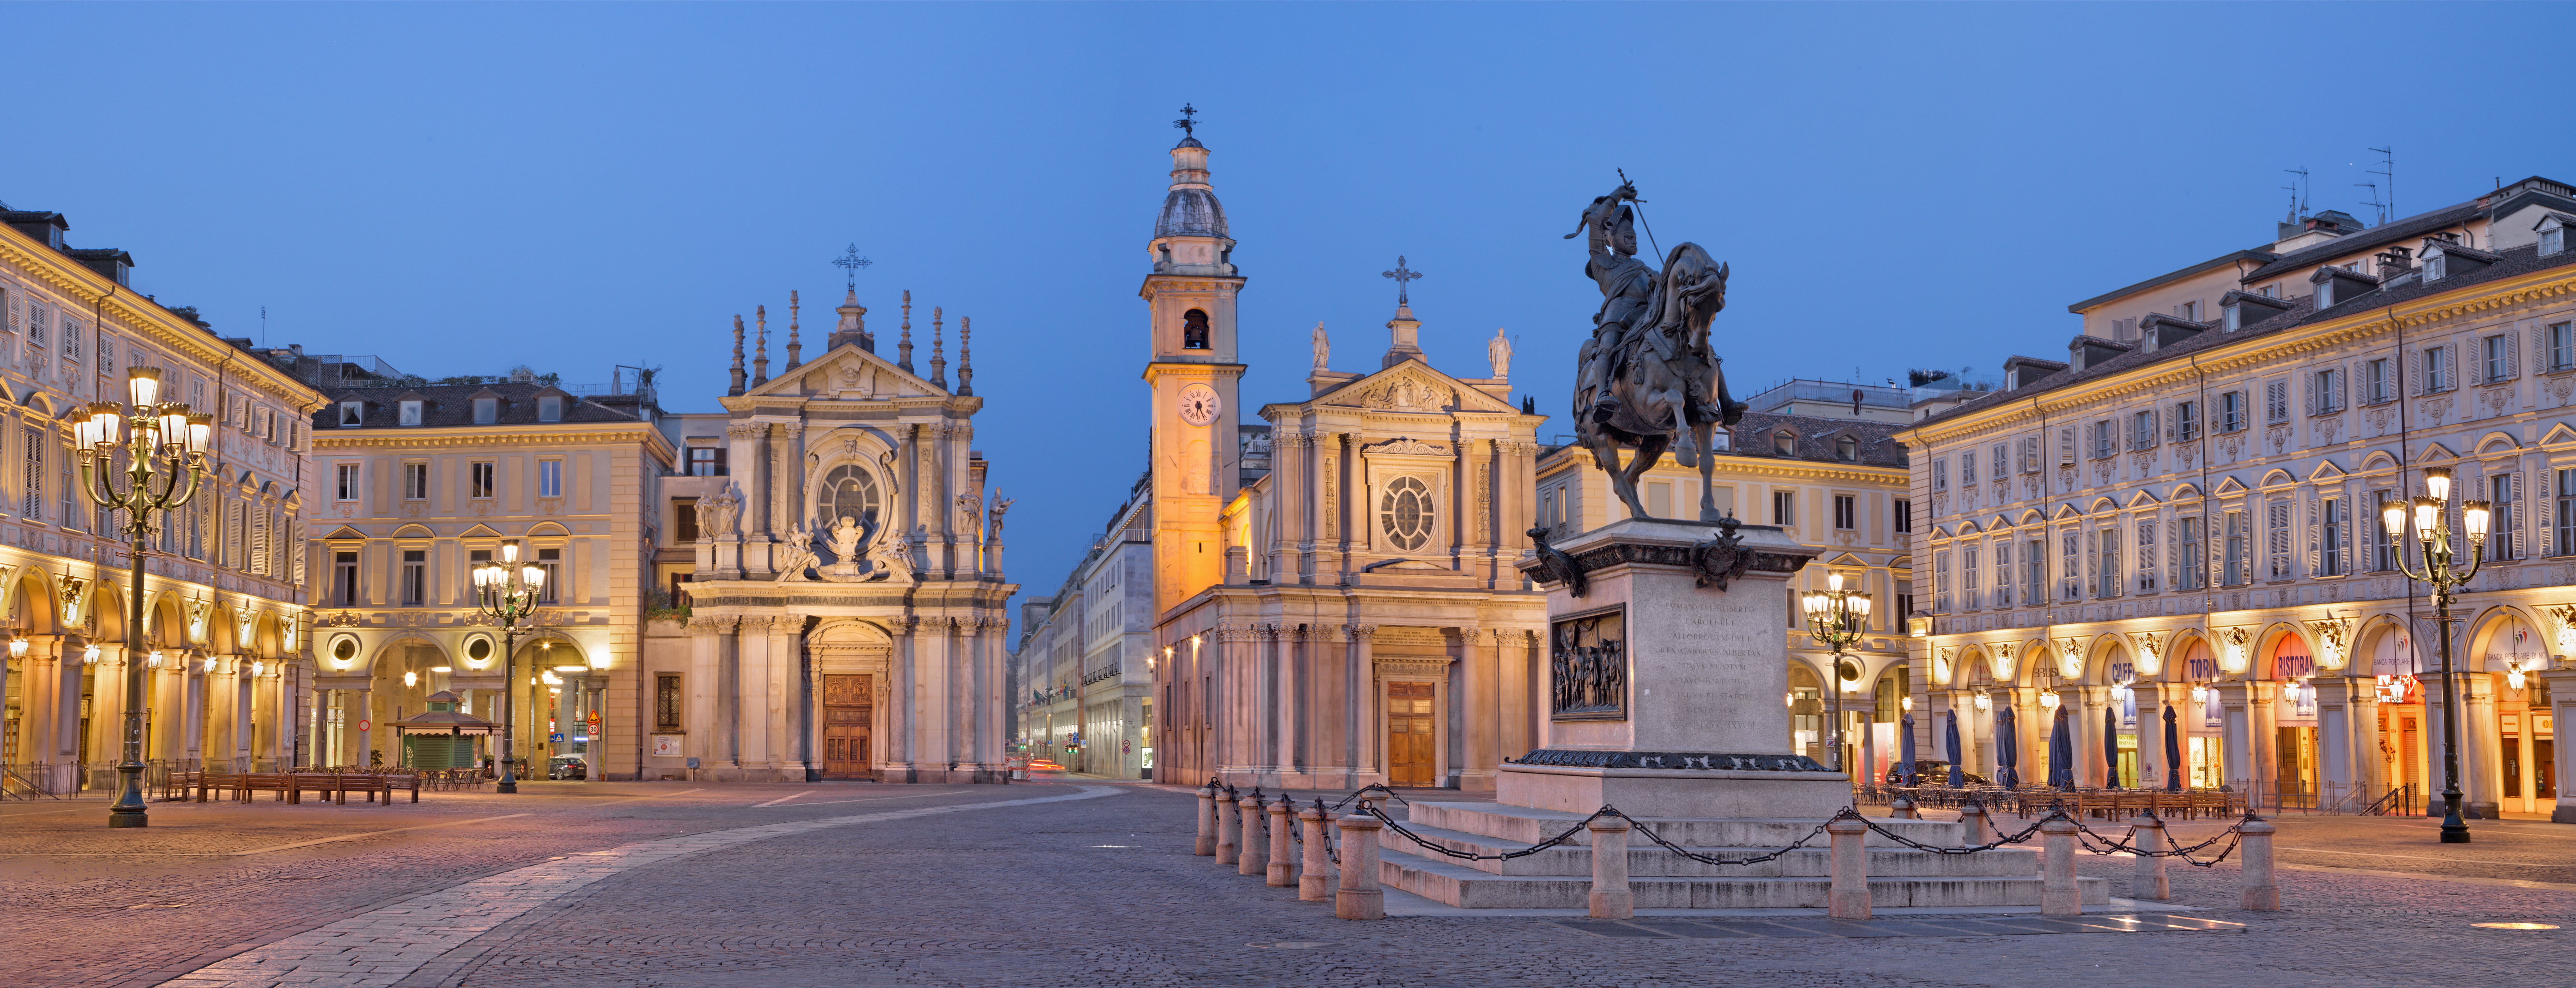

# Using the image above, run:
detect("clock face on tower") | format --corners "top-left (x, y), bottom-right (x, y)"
top-left (1176, 383), bottom-right (1221, 427)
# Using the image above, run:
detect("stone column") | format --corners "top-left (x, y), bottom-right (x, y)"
top-left (64, 647), bottom-right (101, 791)
top-left (726, 423), bottom-right (769, 573)
top-left (1351, 626), bottom-right (1379, 785)
top-left (2541, 667), bottom-right (2576, 824)
top-left (732, 616), bottom-right (771, 776)
top-left (955, 617), bottom-right (980, 779)
top-left (2317, 674), bottom-right (2380, 808)
top-left (2218, 681), bottom-right (2254, 800)
top-left (1500, 629), bottom-right (1535, 765)
top-left (2459, 671), bottom-right (2500, 819)
top-left (1274, 433), bottom-right (1303, 582)
top-left (1461, 628), bottom-right (1499, 792)
top-left (917, 617), bottom-right (952, 781)
top-left (770, 615), bottom-right (800, 781)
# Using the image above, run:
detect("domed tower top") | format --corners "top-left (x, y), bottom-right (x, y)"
top-left (1150, 105), bottom-right (1235, 273)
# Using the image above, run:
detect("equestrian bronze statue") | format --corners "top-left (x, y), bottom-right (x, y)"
top-left (1567, 181), bottom-right (1745, 521)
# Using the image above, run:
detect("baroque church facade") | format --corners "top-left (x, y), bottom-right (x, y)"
top-left (1134, 129), bottom-right (1551, 791)
top-left (640, 290), bottom-right (1018, 783)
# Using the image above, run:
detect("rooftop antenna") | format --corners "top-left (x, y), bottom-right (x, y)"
top-left (260, 305), bottom-right (267, 346)
top-left (2368, 145), bottom-right (2394, 221)
top-left (2282, 166), bottom-right (2310, 223)
top-left (2355, 181), bottom-right (2387, 228)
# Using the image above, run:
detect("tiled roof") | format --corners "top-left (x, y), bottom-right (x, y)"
top-left (313, 382), bottom-right (641, 429)
top-left (1722, 410), bottom-right (1910, 467)
top-left (1920, 240), bottom-right (2576, 428)
top-left (2239, 199), bottom-right (2486, 283)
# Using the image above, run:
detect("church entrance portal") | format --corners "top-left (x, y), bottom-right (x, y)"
top-left (822, 675), bottom-right (874, 779)
top-left (1387, 682), bottom-right (1436, 787)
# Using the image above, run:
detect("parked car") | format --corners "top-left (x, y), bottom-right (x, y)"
top-left (1886, 760), bottom-right (1987, 786)
top-left (548, 754), bottom-right (591, 780)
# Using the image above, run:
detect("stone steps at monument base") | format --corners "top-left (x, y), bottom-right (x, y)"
top-left (1381, 852), bottom-right (2114, 911)
top-left (1379, 821), bottom-right (2039, 878)
top-left (1406, 801), bottom-right (1959, 849)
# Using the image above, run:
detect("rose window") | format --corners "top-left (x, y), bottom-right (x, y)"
top-left (1380, 476), bottom-right (1435, 551)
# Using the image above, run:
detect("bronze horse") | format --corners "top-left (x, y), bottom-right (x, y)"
top-left (1574, 241), bottom-right (1744, 521)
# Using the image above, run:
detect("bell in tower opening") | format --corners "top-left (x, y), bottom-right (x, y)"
top-left (1183, 309), bottom-right (1210, 349)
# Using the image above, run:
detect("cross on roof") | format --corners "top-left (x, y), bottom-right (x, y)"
top-left (833, 244), bottom-right (872, 291)
top-left (1174, 103), bottom-right (1199, 138)
top-left (1382, 255), bottom-right (1423, 306)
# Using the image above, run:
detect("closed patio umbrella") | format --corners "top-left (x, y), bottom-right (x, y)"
top-left (1944, 711), bottom-right (1964, 788)
top-left (2163, 703), bottom-right (2184, 792)
top-left (1995, 705), bottom-right (2021, 790)
top-left (2103, 703), bottom-right (2121, 789)
top-left (1899, 711), bottom-right (1919, 785)
top-left (2047, 706), bottom-right (2076, 790)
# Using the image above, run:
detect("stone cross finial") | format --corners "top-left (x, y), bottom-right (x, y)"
top-left (1174, 103), bottom-right (1199, 139)
top-left (833, 244), bottom-right (871, 291)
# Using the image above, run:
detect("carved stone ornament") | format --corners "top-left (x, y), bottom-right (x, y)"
top-left (1508, 748), bottom-right (1830, 772)
top-left (1549, 609), bottom-right (1625, 721)
top-left (1526, 526), bottom-right (1588, 598)
top-left (1689, 515), bottom-right (1754, 591)
top-left (1362, 437), bottom-right (1451, 457)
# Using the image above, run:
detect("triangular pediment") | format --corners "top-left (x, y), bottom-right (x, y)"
top-left (2415, 443), bottom-right (2458, 464)
top-left (2306, 460), bottom-right (2348, 482)
top-left (1313, 359), bottom-right (1517, 414)
top-left (2213, 476), bottom-right (2249, 495)
top-left (2051, 503), bottom-right (2081, 520)
top-left (459, 524), bottom-right (504, 539)
top-left (321, 525), bottom-right (367, 542)
top-left (2541, 422), bottom-right (2576, 447)
top-left (1825, 551), bottom-right (1869, 567)
top-left (2123, 490), bottom-right (2161, 508)
top-left (745, 345), bottom-right (946, 401)
top-left (1984, 514), bottom-right (2013, 531)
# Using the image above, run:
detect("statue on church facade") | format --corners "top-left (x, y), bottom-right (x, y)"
top-left (694, 484), bottom-right (741, 539)
top-left (774, 524), bottom-right (820, 582)
top-left (866, 527), bottom-right (917, 584)
top-left (1565, 178), bottom-right (1745, 521)
top-left (985, 493), bottom-right (1014, 541)
top-left (1311, 322), bottom-right (1330, 371)
top-left (1488, 327), bottom-right (1512, 380)
top-left (828, 515), bottom-right (866, 560)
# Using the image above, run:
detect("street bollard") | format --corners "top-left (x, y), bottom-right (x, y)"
top-left (1267, 798), bottom-right (1298, 888)
top-left (2129, 814), bottom-right (2170, 901)
top-left (1889, 795), bottom-right (1917, 820)
top-left (1194, 786), bottom-right (1217, 856)
top-left (1826, 816), bottom-right (1872, 921)
top-left (1586, 817), bottom-right (1634, 919)
top-left (1957, 801), bottom-right (1990, 848)
top-left (2039, 815), bottom-right (2080, 916)
top-left (1239, 792), bottom-right (1269, 877)
top-left (1215, 787), bottom-right (1240, 865)
top-left (2238, 815), bottom-right (2279, 911)
top-left (1334, 811), bottom-right (1385, 920)
top-left (1299, 803), bottom-right (1334, 902)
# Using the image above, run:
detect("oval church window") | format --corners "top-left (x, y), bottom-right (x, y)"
top-left (819, 465), bottom-right (883, 533)
top-left (1380, 476), bottom-right (1435, 551)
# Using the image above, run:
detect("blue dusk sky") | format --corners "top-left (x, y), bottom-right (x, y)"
top-left (7, 1), bottom-right (2575, 622)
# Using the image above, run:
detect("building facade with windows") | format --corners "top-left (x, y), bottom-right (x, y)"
top-left (1535, 406), bottom-right (1914, 780)
top-left (1013, 488), bottom-right (1154, 777)
top-left (1, 201), bottom-right (319, 795)
top-left (1905, 176), bottom-right (2576, 823)
top-left (305, 379), bottom-right (669, 777)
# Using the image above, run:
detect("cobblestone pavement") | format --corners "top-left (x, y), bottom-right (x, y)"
top-left (5, 783), bottom-right (2571, 988)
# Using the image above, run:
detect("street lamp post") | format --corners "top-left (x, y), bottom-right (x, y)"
top-left (76, 366), bottom-right (212, 828)
top-left (471, 544), bottom-right (545, 794)
top-left (2381, 465), bottom-right (2485, 844)
top-left (1801, 572), bottom-right (1873, 781)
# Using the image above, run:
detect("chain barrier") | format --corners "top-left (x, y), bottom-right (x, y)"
top-left (2059, 811), bottom-right (2252, 868)
top-left (1328, 784), bottom-right (1408, 810)
top-left (1850, 804), bottom-right (2052, 855)
top-left (1360, 802), bottom-right (1611, 862)
top-left (1621, 810), bottom-right (1835, 866)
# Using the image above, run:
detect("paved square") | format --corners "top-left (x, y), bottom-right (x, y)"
top-left (2, 782), bottom-right (2570, 987)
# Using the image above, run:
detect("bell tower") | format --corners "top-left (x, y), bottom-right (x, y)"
top-left (1142, 109), bottom-right (1246, 618)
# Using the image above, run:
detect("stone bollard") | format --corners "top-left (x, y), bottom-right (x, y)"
top-left (1890, 795), bottom-right (1918, 820)
top-left (1194, 786), bottom-right (1217, 856)
top-left (1957, 801), bottom-right (1990, 848)
top-left (1334, 812), bottom-right (1386, 920)
top-left (2238, 816), bottom-right (2280, 911)
top-left (2039, 815), bottom-right (2081, 916)
top-left (1299, 803), bottom-right (1335, 902)
top-left (1586, 817), bottom-right (1634, 919)
top-left (1826, 816), bottom-right (1872, 920)
top-left (1238, 792), bottom-right (1269, 877)
top-left (2128, 814), bottom-right (2170, 901)
top-left (1215, 787), bottom-right (1241, 865)
top-left (1267, 798), bottom-right (1298, 888)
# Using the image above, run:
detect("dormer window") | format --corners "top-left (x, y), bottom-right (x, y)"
top-left (2223, 304), bottom-right (2241, 331)
top-left (399, 400), bottom-right (423, 426)
top-left (473, 398), bottom-right (498, 424)
top-left (538, 396), bottom-right (563, 422)
top-left (2424, 254), bottom-right (2446, 282)
top-left (1772, 431), bottom-right (1795, 455)
top-left (339, 401), bottom-right (363, 426)
top-left (1181, 309), bottom-right (1210, 350)
top-left (1836, 436), bottom-right (1858, 461)
top-left (2547, 226), bottom-right (2567, 256)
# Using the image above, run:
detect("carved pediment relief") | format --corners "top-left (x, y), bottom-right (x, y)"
top-left (1319, 365), bottom-right (1516, 414)
top-left (1362, 437), bottom-right (1453, 457)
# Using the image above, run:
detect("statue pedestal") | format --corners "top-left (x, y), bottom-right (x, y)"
top-left (1501, 517), bottom-right (1847, 819)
